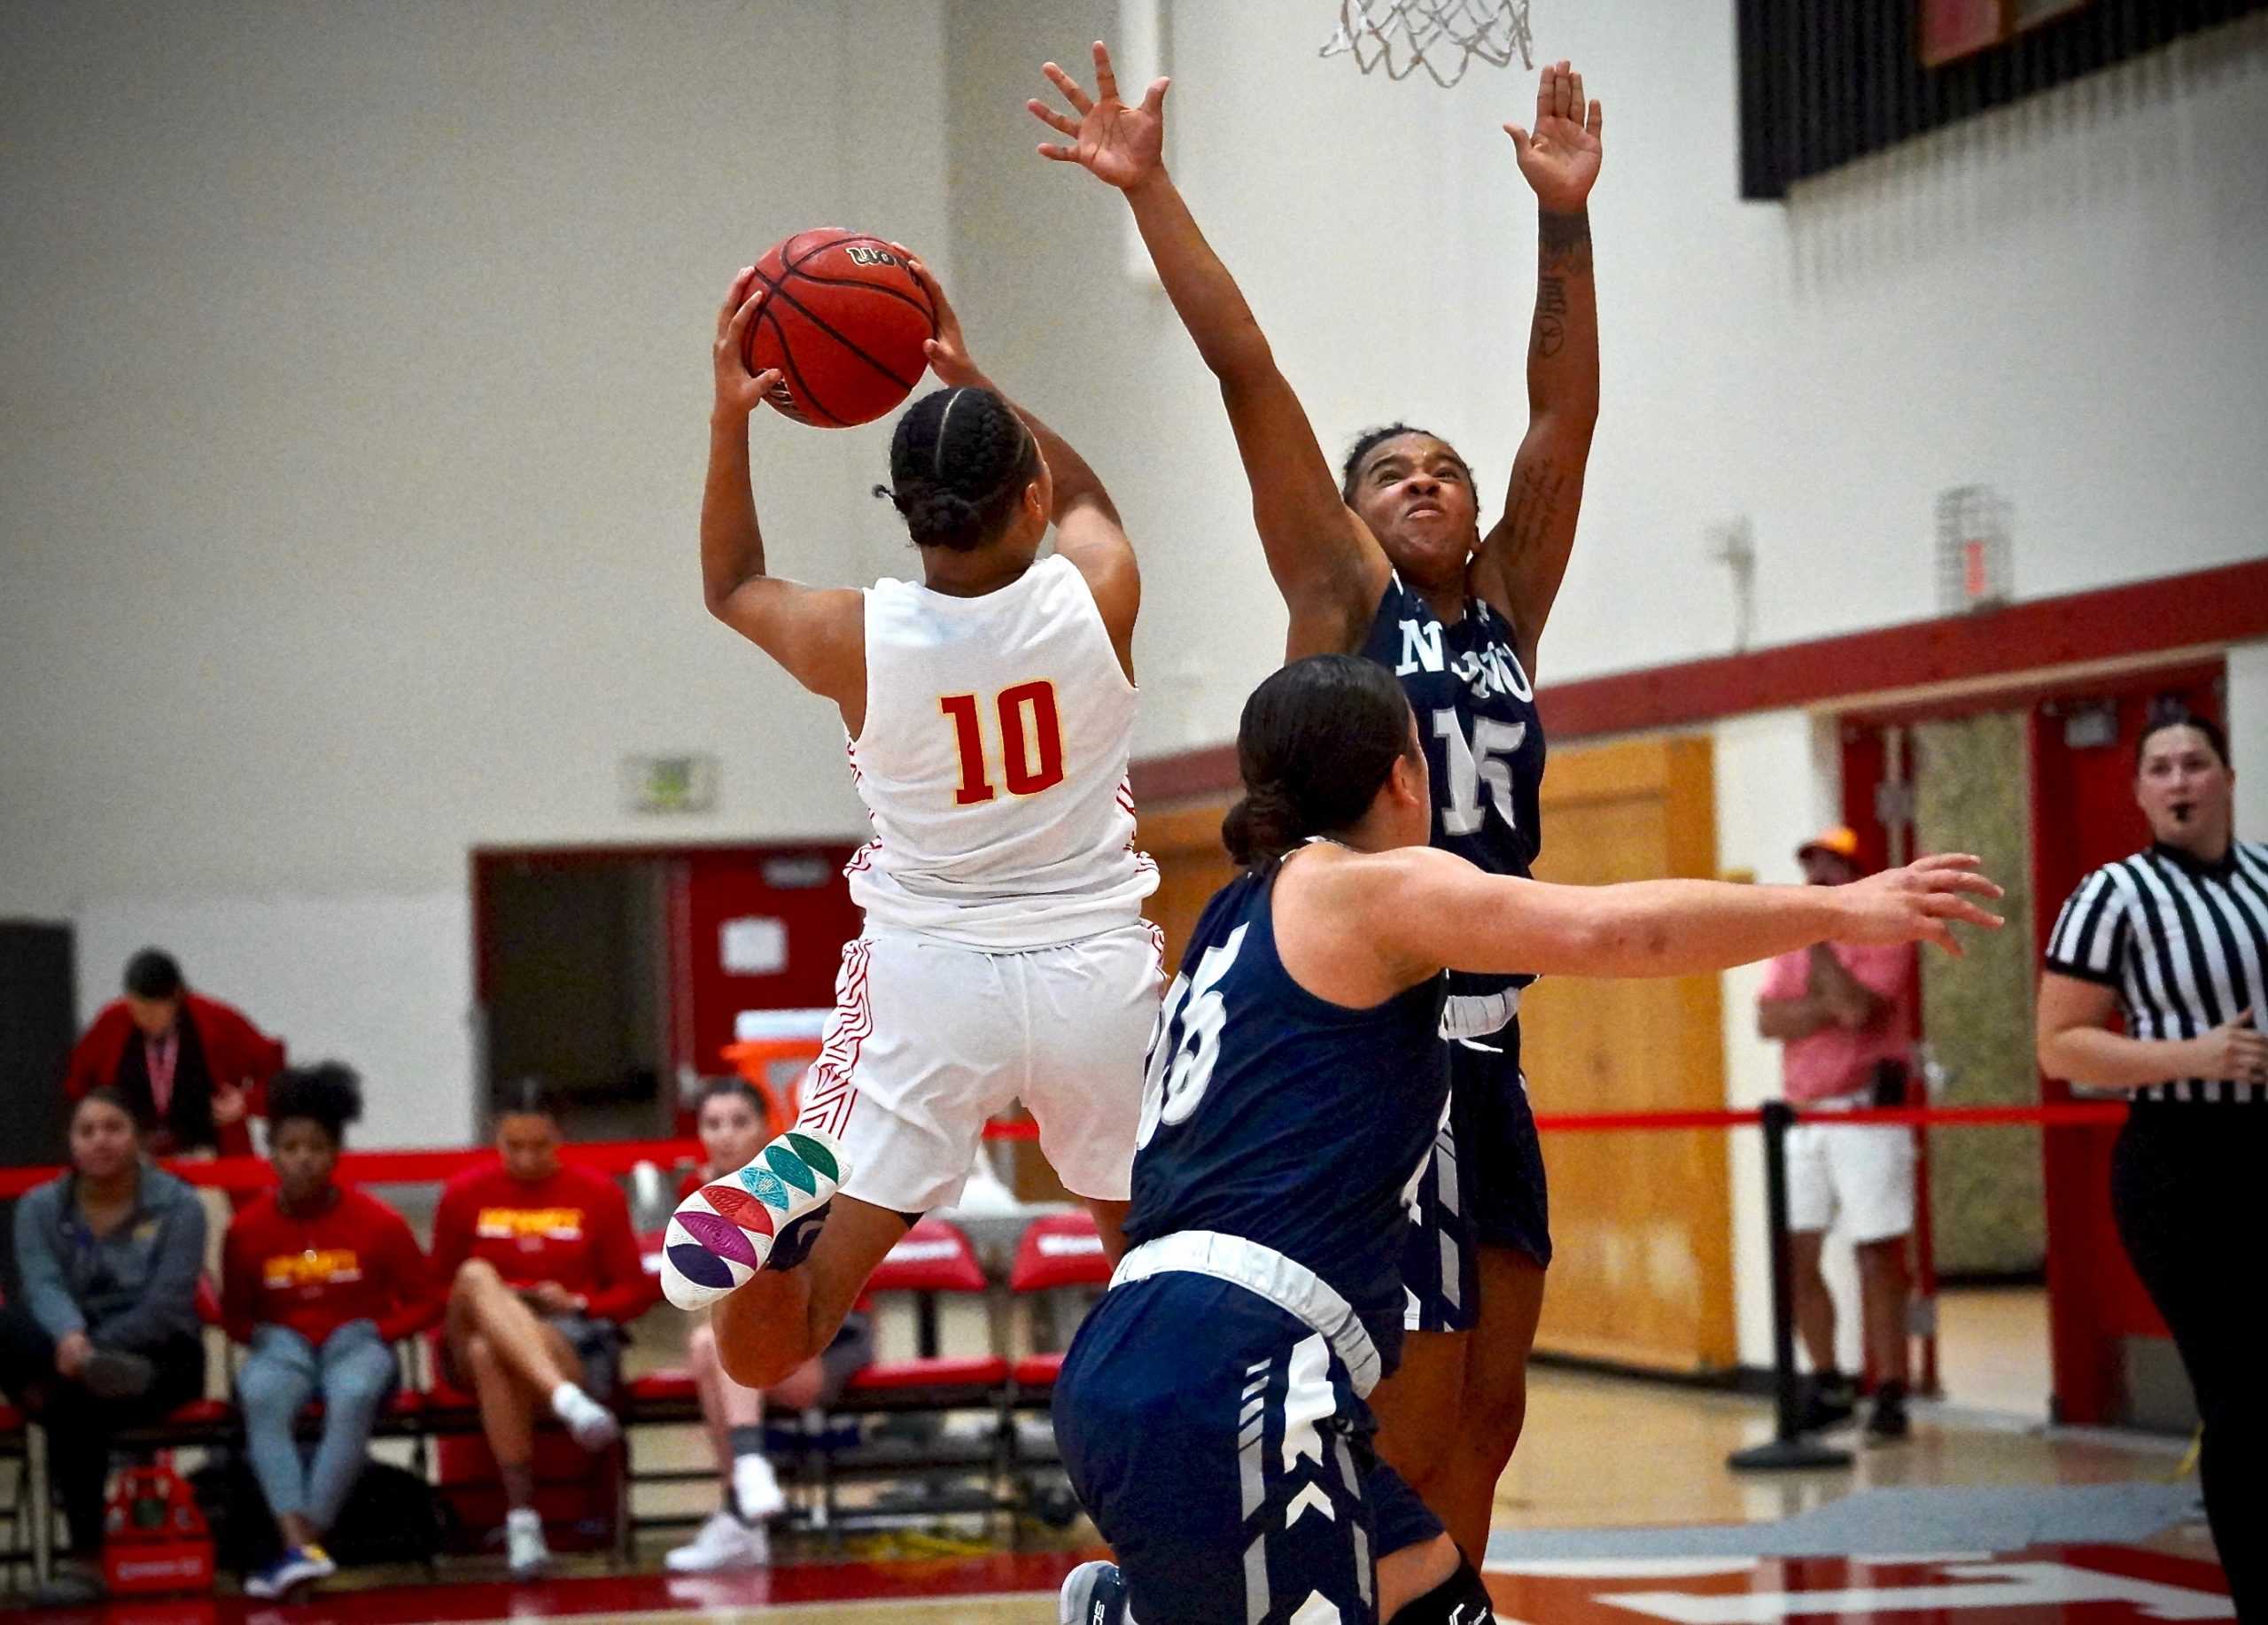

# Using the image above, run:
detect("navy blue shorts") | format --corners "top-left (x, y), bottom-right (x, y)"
top-left (1055, 1274), bottom-right (1443, 1624)
top-left (1401, 1023), bottom-right (1552, 1334)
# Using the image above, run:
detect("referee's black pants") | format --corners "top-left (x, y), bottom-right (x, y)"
top-left (2111, 1103), bottom-right (2264, 1620)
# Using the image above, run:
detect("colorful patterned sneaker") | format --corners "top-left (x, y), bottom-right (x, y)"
top-left (660, 1127), bottom-right (849, 1310)
top-left (245, 1542), bottom-right (336, 1598)
top-left (1058, 1559), bottom-right (1130, 1625)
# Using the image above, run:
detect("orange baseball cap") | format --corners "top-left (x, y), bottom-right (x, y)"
top-left (1797, 826), bottom-right (1862, 864)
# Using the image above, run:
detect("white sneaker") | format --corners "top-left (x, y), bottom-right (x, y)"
top-left (732, 1453), bottom-right (787, 1522)
top-left (660, 1127), bottom-right (849, 1310)
top-left (664, 1510), bottom-right (768, 1574)
top-left (505, 1509), bottom-right (551, 1580)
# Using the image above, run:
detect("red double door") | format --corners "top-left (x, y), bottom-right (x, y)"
top-left (1840, 661), bottom-right (2224, 1426)
top-left (671, 846), bottom-right (861, 1090)
top-left (2028, 668), bottom-right (2223, 1425)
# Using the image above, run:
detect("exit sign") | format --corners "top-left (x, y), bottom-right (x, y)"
top-left (621, 753), bottom-right (718, 814)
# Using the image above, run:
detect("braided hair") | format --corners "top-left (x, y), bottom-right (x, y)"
top-left (1222, 655), bottom-right (1418, 868)
top-left (874, 386), bottom-right (1042, 552)
top-left (1339, 422), bottom-right (1477, 504)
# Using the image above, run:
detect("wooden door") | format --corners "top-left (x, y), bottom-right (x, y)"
top-left (1006, 800), bottom-right (1234, 1202)
top-left (1523, 735), bottom-right (1739, 1374)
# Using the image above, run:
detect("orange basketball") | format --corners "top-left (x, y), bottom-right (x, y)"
top-left (742, 229), bottom-right (937, 428)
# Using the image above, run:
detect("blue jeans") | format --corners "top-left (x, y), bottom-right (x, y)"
top-left (237, 1320), bottom-right (397, 1533)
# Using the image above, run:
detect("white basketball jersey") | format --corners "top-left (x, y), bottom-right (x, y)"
top-left (846, 554), bottom-right (1157, 951)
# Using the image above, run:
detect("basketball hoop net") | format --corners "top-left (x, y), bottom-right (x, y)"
top-left (1320, 0), bottom-right (1534, 87)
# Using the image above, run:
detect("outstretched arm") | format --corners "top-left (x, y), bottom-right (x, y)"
top-left (897, 251), bottom-right (1139, 680)
top-left (1370, 848), bottom-right (2001, 983)
top-left (1031, 43), bottom-right (1386, 658)
top-left (1470, 61), bottom-right (1603, 677)
top-left (702, 267), bottom-right (866, 728)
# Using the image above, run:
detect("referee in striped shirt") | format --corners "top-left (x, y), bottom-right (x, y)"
top-left (2038, 704), bottom-right (2261, 1619)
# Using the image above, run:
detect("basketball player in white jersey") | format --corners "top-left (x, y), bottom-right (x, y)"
top-left (664, 257), bottom-right (1161, 1393)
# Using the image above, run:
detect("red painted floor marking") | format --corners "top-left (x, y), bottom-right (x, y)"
top-left (41, 1547), bottom-right (1102, 1624)
top-left (35, 1541), bottom-right (2225, 1623)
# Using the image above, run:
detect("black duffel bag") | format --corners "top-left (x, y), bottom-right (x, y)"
top-left (192, 1454), bottom-right (458, 1571)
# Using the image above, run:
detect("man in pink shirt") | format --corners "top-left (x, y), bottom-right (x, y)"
top-left (1756, 827), bottom-right (1919, 1441)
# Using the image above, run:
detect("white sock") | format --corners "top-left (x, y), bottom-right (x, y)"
top-left (733, 1452), bottom-right (786, 1522)
top-left (507, 1506), bottom-right (542, 1533)
top-left (549, 1382), bottom-right (596, 1425)
top-left (550, 1380), bottom-right (620, 1449)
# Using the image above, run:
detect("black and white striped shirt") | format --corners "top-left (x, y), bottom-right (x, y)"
top-left (2045, 841), bottom-right (2268, 1104)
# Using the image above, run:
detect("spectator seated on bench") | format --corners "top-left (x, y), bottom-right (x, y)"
top-left (428, 1078), bottom-right (654, 1579)
top-left (0, 1090), bottom-right (206, 1605)
top-left (221, 1063), bottom-right (437, 1599)
top-left (656, 1080), bottom-right (876, 1574)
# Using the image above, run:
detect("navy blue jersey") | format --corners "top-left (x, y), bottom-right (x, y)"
top-left (1359, 571), bottom-right (1546, 1003)
top-left (1125, 853), bottom-right (1449, 1373)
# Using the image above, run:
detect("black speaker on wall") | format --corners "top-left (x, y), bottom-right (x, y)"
top-left (0, 921), bottom-right (76, 1305)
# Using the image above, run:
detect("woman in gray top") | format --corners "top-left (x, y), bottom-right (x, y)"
top-left (1, 1087), bottom-right (208, 1588)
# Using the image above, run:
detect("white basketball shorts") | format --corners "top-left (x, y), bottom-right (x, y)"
top-left (1785, 1104), bottom-right (1915, 1245)
top-left (796, 923), bottom-right (1165, 1215)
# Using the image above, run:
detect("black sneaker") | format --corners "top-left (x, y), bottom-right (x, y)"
top-left (1795, 1372), bottom-right (1856, 1433)
top-left (1868, 1383), bottom-right (1910, 1441)
top-left (80, 1348), bottom-right (154, 1400)
top-left (33, 1559), bottom-right (105, 1606)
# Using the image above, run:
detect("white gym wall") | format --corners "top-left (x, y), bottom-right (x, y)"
top-left (5, 0), bottom-right (2262, 1186)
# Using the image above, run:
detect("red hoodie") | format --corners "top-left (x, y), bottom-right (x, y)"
top-left (222, 1185), bottom-right (437, 1346)
top-left (431, 1162), bottom-right (654, 1325)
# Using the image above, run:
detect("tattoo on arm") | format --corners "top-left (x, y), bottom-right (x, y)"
top-left (1538, 209), bottom-right (1593, 272)
top-left (1534, 276), bottom-right (1567, 359)
top-left (1503, 459), bottom-right (1570, 558)
top-left (1531, 212), bottom-right (1589, 362)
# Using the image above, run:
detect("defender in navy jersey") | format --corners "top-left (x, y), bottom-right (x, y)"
top-left (1054, 657), bottom-right (2005, 1625)
top-left (1037, 43), bottom-right (1602, 1557)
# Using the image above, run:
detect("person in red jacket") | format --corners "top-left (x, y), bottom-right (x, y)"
top-left (64, 949), bottom-right (285, 1157)
top-left (431, 1078), bottom-right (653, 1579)
top-left (222, 1064), bottom-right (432, 1599)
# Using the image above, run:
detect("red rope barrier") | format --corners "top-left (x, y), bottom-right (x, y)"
top-left (0, 1117), bottom-right (1049, 1199)
top-left (1802, 1101), bottom-right (2129, 1131)
top-left (1533, 1108), bottom-right (1759, 1133)
top-left (0, 1100), bottom-right (2123, 1199)
top-left (1529, 1100), bottom-right (2132, 1134)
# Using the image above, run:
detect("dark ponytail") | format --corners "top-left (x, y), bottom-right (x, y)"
top-left (874, 386), bottom-right (1041, 552)
top-left (1222, 655), bottom-right (1417, 867)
